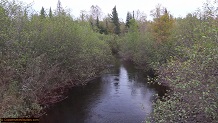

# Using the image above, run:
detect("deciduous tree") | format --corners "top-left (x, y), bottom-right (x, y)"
top-left (151, 6), bottom-right (174, 43)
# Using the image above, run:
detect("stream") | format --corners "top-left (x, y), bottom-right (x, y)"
top-left (40, 60), bottom-right (168, 123)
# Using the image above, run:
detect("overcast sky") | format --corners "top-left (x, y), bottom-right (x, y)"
top-left (21, 0), bottom-right (207, 21)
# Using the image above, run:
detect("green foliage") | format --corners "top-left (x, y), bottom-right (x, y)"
top-left (120, 15), bottom-right (175, 66)
top-left (118, 2), bottom-right (217, 123)
top-left (1, 1), bottom-right (217, 122)
top-left (120, 19), bottom-right (141, 60)
top-left (0, 0), bottom-right (113, 118)
top-left (146, 1), bottom-right (218, 122)
top-left (151, 8), bottom-right (174, 43)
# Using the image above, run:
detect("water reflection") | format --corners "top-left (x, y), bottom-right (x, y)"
top-left (40, 61), bottom-right (164, 123)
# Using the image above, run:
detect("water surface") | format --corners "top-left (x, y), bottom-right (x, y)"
top-left (40, 61), bottom-right (166, 123)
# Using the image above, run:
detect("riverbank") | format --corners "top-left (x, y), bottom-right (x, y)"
top-left (35, 67), bottom-right (112, 118)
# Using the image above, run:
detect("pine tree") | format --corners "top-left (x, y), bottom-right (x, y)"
top-left (110, 6), bottom-right (120, 35)
top-left (96, 16), bottom-right (100, 28)
top-left (49, 7), bottom-right (53, 18)
top-left (133, 11), bottom-right (135, 19)
top-left (125, 12), bottom-right (133, 28)
top-left (56, 0), bottom-right (64, 15)
top-left (105, 18), bottom-right (109, 34)
top-left (40, 7), bottom-right (46, 18)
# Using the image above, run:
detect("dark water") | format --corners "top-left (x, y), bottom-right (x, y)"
top-left (40, 60), bottom-right (167, 123)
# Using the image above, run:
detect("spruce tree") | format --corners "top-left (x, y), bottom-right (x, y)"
top-left (56, 0), bottom-right (64, 15)
top-left (125, 12), bottom-right (133, 28)
top-left (49, 7), bottom-right (53, 18)
top-left (40, 7), bottom-right (46, 18)
top-left (96, 16), bottom-right (100, 28)
top-left (110, 6), bottom-right (120, 35)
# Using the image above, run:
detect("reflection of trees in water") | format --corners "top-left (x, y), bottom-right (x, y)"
top-left (114, 82), bottom-right (120, 93)
top-left (123, 60), bottom-right (168, 100)
top-left (113, 76), bottom-right (120, 93)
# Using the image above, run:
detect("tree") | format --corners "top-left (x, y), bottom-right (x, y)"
top-left (133, 11), bottom-right (135, 19)
top-left (150, 4), bottom-right (161, 19)
top-left (40, 7), bottom-right (46, 18)
top-left (102, 16), bottom-right (111, 34)
top-left (125, 12), bottom-right (133, 28)
top-left (90, 5), bottom-right (102, 20)
top-left (0, 5), bottom-right (10, 55)
top-left (49, 7), bottom-right (53, 18)
top-left (96, 16), bottom-right (100, 28)
top-left (110, 6), bottom-right (120, 35)
top-left (89, 5), bottom-right (102, 32)
top-left (135, 10), bottom-right (147, 21)
top-left (56, 0), bottom-right (64, 15)
top-left (151, 6), bottom-right (174, 43)
top-left (80, 10), bottom-right (87, 21)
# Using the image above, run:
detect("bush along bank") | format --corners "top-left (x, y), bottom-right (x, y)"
top-left (147, 2), bottom-right (218, 122)
top-left (148, 13), bottom-right (218, 123)
top-left (0, 1), bottom-right (113, 118)
top-left (118, 2), bottom-right (218, 123)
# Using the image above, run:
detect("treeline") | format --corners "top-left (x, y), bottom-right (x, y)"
top-left (0, 0), bottom-right (114, 117)
top-left (115, 1), bottom-right (217, 123)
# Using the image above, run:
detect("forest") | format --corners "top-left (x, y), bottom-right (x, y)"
top-left (0, 0), bottom-right (217, 122)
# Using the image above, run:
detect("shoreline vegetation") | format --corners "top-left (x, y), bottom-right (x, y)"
top-left (0, 0), bottom-right (217, 122)
top-left (0, 0), bottom-right (114, 118)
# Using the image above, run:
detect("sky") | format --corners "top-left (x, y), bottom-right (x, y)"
top-left (20, 0), bottom-right (208, 21)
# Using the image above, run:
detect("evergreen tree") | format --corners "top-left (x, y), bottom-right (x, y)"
top-left (40, 7), bottom-right (46, 18)
top-left (133, 11), bottom-right (135, 19)
top-left (110, 6), bottom-right (120, 35)
top-left (104, 18), bottom-right (110, 34)
top-left (56, 0), bottom-right (64, 15)
top-left (125, 12), bottom-right (133, 28)
top-left (96, 16), bottom-right (100, 28)
top-left (49, 7), bottom-right (53, 18)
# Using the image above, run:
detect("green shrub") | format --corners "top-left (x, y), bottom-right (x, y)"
top-left (0, 0), bottom-right (113, 118)
top-left (147, 1), bottom-right (218, 122)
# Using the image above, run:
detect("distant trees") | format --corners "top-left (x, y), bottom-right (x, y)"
top-left (86, 5), bottom-right (123, 35)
